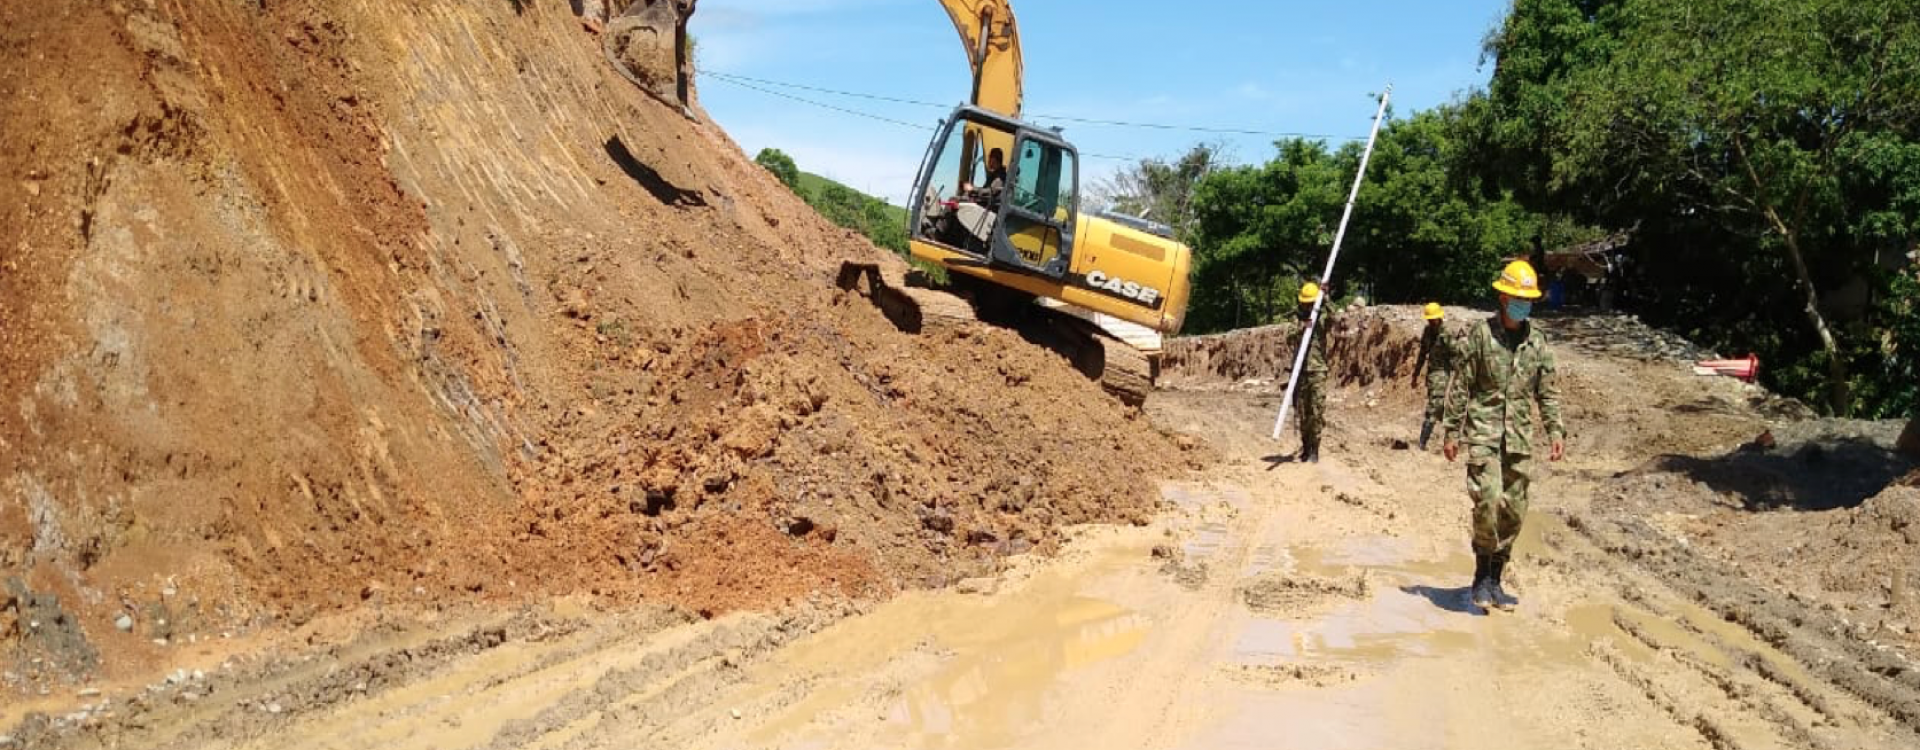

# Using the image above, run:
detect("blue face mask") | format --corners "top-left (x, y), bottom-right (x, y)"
top-left (1505, 299), bottom-right (1533, 323)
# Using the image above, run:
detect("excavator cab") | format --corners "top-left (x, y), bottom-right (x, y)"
top-left (912, 105), bottom-right (1078, 278)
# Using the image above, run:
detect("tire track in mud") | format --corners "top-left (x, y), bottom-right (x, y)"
top-left (9, 611), bottom-right (600, 750)
top-left (1564, 510), bottom-right (1920, 746)
top-left (1071, 479), bottom-right (1291, 749)
top-left (25, 603), bottom-right (859, 750)
top-left (1605, 608), bottom-right (1824, 750)
top-left (473, 614), bottom-right (800, 750)
top-left (1590, 642), bottom-right (1756, 750)
top-left (318, 604), bottom-right (854, 750)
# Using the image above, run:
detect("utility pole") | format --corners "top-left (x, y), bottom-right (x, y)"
top-left (1271, 86), bottom-right (1392, 440)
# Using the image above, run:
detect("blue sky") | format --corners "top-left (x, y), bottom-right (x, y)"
top-left (694, 0), bottom-right (1513, 204)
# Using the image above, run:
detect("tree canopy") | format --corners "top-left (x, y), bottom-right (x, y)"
top-left (753, 148), bottom-right (801, 192)
top-left (1165, 0), bottom-right (1920, 417)
top-left (1477, 0), bottom-right (1920, 416)
top-left (1180, 106), bottom-right (1552, 333)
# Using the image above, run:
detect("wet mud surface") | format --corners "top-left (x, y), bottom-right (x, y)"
top-left (14, 365), bottom-right (1917, 749)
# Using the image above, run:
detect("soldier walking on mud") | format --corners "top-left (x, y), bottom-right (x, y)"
top-left (1411, 302), bottom-right (1456, 450)
top-left (1443, 261), bottom-right (1566, 612)
top-left (1294, 282), bottom-right (1330, 463)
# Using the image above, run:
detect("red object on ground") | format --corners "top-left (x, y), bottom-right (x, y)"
top-left (1696, 354), bottom-right (1759, 382)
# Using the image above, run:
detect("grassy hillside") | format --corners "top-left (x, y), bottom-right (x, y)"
top-left (793, 170), bottom-right (909, 255)
top-left (797, 172), bottom-right (907, 223)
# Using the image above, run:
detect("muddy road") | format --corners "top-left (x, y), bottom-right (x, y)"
top-left (13, 322), bottom-right (1920, 750)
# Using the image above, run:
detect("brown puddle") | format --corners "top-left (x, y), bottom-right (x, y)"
top-left (867, 597), bottom-right (1147, 745)
top-left (1229, 574), bottom-right (1482, 669)
top-left (744, 509), bottom-right (1709, 748)
top-left (1231, 524), bottom-right (1601, 671)
top-left (1164, 483), bottom-right (1251, 563)
top-left (1287, 537), bottom-right (1472, 580)
top-left (745, 532), bottom-right (1161, 748)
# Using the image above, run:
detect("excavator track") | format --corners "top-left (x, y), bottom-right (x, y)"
top-left (837, 261), bottom-right (1154, 406)
top-left (1044, 314), bottom-right (1152, 407)
top-left (1085, 327), bottom-right (1153, 407)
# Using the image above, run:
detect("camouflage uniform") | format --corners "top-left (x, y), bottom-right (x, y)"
top-left (1294, 312), bottom-right (1331, 457)
top-left (1413, 323), bottom-right (1461, 424)
top-left (1442, 317), bottom-right (1564, 555)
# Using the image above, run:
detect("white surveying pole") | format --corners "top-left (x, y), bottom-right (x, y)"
top-left (1271, 85), bottom-right (1393, 441)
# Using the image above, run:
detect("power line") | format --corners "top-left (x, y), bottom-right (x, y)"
top-left (705, 70), bottom-right (1365, 141)
top-left (1032, 113), bottom-right (1351, 140)
top-left (708, 71), bottom-right (949, 110)
top-left (704, 72), bottom-right (1145, 162)
top-left (706, 72), bottom-right (935, 132)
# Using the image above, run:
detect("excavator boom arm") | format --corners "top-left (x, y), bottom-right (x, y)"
top-left (936, 0), bottom-right (1024, 118)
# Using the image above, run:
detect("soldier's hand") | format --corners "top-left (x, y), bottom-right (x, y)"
top-left (1549, 439), bottom-right (1566, 462)
top-left (1443, 440), bottom-right (1459, 462)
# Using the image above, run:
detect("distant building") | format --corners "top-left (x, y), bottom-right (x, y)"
top-left (1544, 229), bottom-right (1632, 311)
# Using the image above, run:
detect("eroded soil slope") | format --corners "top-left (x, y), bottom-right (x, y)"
top-left (0, 0), bottom-right (1183, 697)
top-left (14, 306), bottom-right (1915, 750)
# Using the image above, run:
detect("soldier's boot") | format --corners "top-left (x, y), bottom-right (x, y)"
top-left (1418, 419), bottom-right (1435, 450)
top-left (1488, 550), bottom-right (1519, 611)
top-left (1469, 553), bottom-right (1493, 610)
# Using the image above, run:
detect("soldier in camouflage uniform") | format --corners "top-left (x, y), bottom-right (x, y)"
top-left (1443, 261), bottom-right (1566, 612)
top-left (1294, 282), bottom-right (1330, 463)
top-left (1411, 302), bottom-right (1457, 450)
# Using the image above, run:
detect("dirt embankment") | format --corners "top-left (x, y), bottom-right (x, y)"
top-left (1168, 304), bottom-right (1919, 646)
top-left (0, 1), bottom-right (1185, 696)
top-left (1159, 305), bottom-right (1443, 393)
top-left (1595, 420), bottom-right (1920, 632)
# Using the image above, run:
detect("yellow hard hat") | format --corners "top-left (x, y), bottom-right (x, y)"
top-left (1422, 302), bottom-right (1444, 320)
top-left (1492, 260), bottom-right (1543, 300)
top-left (1297, 282), bottom-right (1321, 305)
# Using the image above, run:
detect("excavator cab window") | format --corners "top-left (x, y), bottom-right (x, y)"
top-left (914, 118), bottom-right (1018, 256)
top-left (909, 110), bottom-right (1076, 278)
top-left (997, 135), bottom-right (1076, 274)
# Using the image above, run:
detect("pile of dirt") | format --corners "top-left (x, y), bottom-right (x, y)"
top-left (1159, 305), bottom-right (1449, 393)
top-left (1155, 304), bottom-right (1785, 464)
top-left (1536, 314), bottom-right (1721, 364)
top-left (0, 0), bottom-right (1183, 695)
top-left (1595, 419), bottom-right (1920, 631)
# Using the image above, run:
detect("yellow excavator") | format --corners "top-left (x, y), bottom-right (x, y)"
top-left (605, 0), bottom-right (1194, 404)
top-left (837, 0), bottom-right (1194, 405)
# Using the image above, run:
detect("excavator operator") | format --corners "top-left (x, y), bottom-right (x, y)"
top-left (982, 147), bottom-right (1007, 199)
top-left (961, 148), bottom-right (1008, 208)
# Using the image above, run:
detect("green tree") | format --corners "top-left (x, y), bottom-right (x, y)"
top-left (754, 148), bottom-right (801, 192)
top-left (1349, 105), bottom-right (1543, 305)
top-left (1094, 142), bottom-right (1230, 241)
top-left (1185, 139), bottom-right (1353, 331)
top-left (1180, 103), bottom-right (1560, 334)
top-left (1479, 0), bottom-right (1920, 415)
